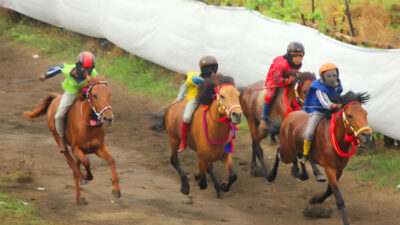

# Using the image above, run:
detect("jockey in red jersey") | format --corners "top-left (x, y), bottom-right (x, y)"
top-left (260, 42), bottom-right (305, 129)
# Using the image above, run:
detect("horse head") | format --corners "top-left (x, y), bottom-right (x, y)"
top-left (197, 74), bottom-right (242, 125)
top-left (296, 71), bottom-right (316, 102)
top-left (338, 91), bottom-right (372, 144)
top-left (81, 75), bottom-right (114, 126)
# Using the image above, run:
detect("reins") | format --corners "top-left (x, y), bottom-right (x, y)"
top-left (283, 81), bottom-right (303, 116)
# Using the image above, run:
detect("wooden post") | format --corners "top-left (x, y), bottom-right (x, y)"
top-left (344, 0), bottom-right (355, 37)
top-left (281, 0), bottom-right (284, 8)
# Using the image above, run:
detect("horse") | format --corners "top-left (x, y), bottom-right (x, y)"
top-left (150, 74), bottom-right (242, 198)
top-left (240, 71), bottom-right (325, 181)
top-left (267, 91), bottom-right (372, 225)
top-left (24, 76), bottom-right (120, 205)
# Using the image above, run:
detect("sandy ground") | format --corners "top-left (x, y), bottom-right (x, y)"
top-left (0, 37), bottom-right (399, 225)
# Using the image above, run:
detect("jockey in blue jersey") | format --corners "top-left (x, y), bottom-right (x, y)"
top-left (300, 62), bottom-right (343, 163)
top-left (39, 51), bottom-right (97, 153)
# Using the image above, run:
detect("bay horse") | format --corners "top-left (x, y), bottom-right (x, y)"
top-left (267, 91), bottom-right (371, 225)
top-left (240, 71), bottom-right (325, 180)
top-left (151, 74), bottom-right (242, 198)
top-left (24, 76), bottom-right (120, 205)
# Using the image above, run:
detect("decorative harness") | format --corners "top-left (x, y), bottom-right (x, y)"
top-left (81, 81), bottom-right (112, 127)
top-left (329, 101), bottom-right (372, 157)
top-left (283, 81), bottom-right (303, 116)
top-left (202, 84), bottom-right (241, 153)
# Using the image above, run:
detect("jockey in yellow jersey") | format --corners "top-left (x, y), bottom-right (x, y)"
top-left (175, 56), bottom-right (218, 152)
top-left (39, 51), bottom-right (97, 153)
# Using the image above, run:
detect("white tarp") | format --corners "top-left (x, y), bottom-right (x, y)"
top-left (1, 0), bottom-right (400, 140)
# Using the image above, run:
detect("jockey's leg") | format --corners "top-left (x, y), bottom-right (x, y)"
top-left (55, 92), bottom-right (77, 153)
top-left (260, 88), bottom-right (275, 130)
top-left (300, 112), bottom-right (324, 163)
top-left (178, 98), bottom-right (198, 152)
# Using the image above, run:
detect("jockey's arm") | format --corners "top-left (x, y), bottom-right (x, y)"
top-left (176, 83), bottom-right (188, 102)
top-left (316, 90), bottom-right (335, 109)
top-left (273, 70), bottom-right (292, 86)
top-left (43, 65), bottom-right (64, 79)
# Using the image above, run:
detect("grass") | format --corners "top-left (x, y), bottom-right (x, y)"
top-left (347, 148), bottom-right (400, 190)
top-left (0, 192), bottom-right (58, 225)
top-left (0, 10), bottom-right (182, 100)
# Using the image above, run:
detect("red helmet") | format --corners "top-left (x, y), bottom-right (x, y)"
top-left (77, 51), bottom-right (95, 68)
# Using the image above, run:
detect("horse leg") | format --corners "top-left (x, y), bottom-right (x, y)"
top-left (72, 146), bottom-right (92, 184)
top-left (291, 157), bottom-right (300, 178)
top-left (310, 185), bottom-right (332, 204)
top-left (196, 158), bottom-right (207, 190)
top-left (169, 137), bottom-right (189, 195)
top-left (299, 160), bottom-right (309, 181)
top-left (267, 149), bottom-right (280, 182)
top-left (312, 167), bottom-right (349, 225)
top-left (310, 161), bottom-right (326, 182)
top-left (207, 165), bottom-right (223, 199)
top-left (73, 159), bottom-right (87, 205)
top-left (220, 154), bottom-right (237, 192)
top-left (96, 146), bottom-right (121, 198)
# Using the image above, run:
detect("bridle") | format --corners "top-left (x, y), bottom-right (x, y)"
top-left (214, 84), bottom-right (241, 118)
top-left (342, 101), bottom-right (371, 141)
top-left (84, 81), bottom-right (112, 122)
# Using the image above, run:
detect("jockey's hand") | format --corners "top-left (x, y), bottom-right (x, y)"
top-left (331, 103), bottom-right (342, 109)
top-left (288, 76), bottom-right (296, 83)
top-left (39, 74), bottom-right (46, 81)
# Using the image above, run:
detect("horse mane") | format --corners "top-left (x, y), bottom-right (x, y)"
top-left (197, 73), bottom-right (235, 105)
top-left (77, 75), bottom-right (107, 101)
top-left (296, 71), bottom-right (316, 82)
top-left (335, 91), bottom-right (370, 106)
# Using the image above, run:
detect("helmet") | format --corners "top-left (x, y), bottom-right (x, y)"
top-left (77, 51), bottom-right (95, 69)
top-left (319, 62), bottom-right (339, 87)
top-left (199, 56), bottom-right (218, 79)
top-left (287, 42), bottom-right (305, 56)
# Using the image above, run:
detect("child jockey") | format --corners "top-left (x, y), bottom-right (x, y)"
top-left (300, 62), bottom-right (343, 163)
top-left (39, 51), bottom-right (97, 153)
top-left (260, 41), bottom-right (305, 129)
top-left (175, 56), bottom-right (218, 152)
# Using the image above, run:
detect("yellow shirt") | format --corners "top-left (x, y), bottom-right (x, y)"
top-left (185, 72), bottom-right (201, 101)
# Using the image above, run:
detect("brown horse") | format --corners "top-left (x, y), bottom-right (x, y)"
top-left (151, 74), bottom-right (242, 198)
top-left (267, 91), bottom-right (371, 225)
top-left (240, 71), bottom-right (325, 180)
top-left (24, 76), bottom-right (120, 205)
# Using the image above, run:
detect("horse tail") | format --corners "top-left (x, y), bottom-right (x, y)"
top-left (149, 107), bottom-right (168, 132)
top-left (24, 93), bottom-right (58, 118)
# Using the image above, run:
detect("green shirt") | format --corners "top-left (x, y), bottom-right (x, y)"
top-left (61, 63), bottom-right (97, 94)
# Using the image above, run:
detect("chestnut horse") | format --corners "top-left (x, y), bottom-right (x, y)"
top-left (267, 91), bottom-right (371, 225)
top-left (151, 75), bottom-right (242, 198)
top-left (240, 72), bottom-right (325, 180)
top-left (25, 76), bottom-right (120, 205)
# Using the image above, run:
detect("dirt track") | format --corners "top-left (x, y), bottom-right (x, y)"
top-left (1, 37), bottom-right (400, 225)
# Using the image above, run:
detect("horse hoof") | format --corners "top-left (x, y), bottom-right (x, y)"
top-left (266, 173), bottom-right (276, 182)
top-left (217, 192), bottom-right (224, 199)
top-left (195, 175), bottom-right (207, 190)
top-left (112, 190), bottom-right (121, 198)
top-left (220, 182), bottom-right (229, 192)
top-left (181, 184), bottom-right (190, 195)
top-left (250, 167), bottom-right (265, 177)
top-left (86, 173), bottom-right (94, 181)
top-left (315, 174), bottom-right (327, 182)
top-left (309, 195), bottom-right (322, 205)
top-left (291, 167), bottom-right (300, 178)
top-left (80, 179), bottom-right (89, 185)
top-left (78, 198), bottom-right (88, 205)
top-left (299, 173), bottom-right (309, 181)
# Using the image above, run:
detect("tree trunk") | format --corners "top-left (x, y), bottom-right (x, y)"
top-left (344, 0), bottom-right (355, 36)
top-left (311, 0), bottom-right (315, 23)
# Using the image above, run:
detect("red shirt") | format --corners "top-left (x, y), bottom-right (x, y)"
top-left (265, 56), bottom-right (300, 88)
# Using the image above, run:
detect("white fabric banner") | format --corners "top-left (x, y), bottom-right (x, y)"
top-left (1, 0), bottom-right (399, 140)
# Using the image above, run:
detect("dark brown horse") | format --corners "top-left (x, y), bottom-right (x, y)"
top-left (151, 74), bottom-right (242, 198)
top-left (267, 91), bottom-right (371, 225)
top-left (240, 72), bottom-right (325, 180)
top-left (25, 76), bottom-right (120, 205)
